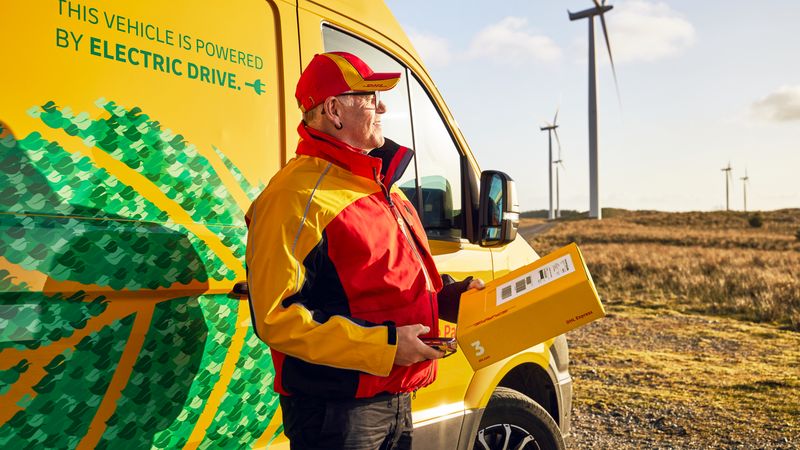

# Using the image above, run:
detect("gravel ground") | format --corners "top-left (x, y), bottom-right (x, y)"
top-left (562, 302), bottom-right (800, 450)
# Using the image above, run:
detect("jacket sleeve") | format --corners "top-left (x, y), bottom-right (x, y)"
top-left (245, 188), bottom-right (397, 377)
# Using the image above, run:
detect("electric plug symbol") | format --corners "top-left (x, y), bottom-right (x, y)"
top-left (245, 79), bottom-right (266, 95)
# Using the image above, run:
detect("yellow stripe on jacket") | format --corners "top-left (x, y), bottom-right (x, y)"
top-left (245, 155), bottom-right (397, 377)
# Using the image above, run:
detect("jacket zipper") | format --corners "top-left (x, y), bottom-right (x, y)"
top-left (374, 169), bottom-right (438, 388)
top-left (373, 169), bottom-right (437, 328)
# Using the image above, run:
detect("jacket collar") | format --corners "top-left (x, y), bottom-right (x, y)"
top-left (296, 123), bottom-right (413, 188)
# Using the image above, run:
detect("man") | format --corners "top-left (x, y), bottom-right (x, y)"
top-left (245, 51), bottom-right (482, 450)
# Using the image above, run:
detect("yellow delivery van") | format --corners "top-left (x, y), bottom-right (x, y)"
top-left (0, 1), bottom-right (573, 449)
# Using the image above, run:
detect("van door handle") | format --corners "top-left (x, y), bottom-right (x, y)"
top-left (229, 281), bottom-right (249, 299)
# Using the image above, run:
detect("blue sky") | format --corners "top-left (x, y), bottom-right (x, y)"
top-left (384, 0), bottom-right (800, 212)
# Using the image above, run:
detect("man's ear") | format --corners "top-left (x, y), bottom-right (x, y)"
top-left (321, 96), bottom-right (342, 129)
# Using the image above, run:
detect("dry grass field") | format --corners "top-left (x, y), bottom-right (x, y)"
top-left (522, 209), bottom-right (800, 449)
top-left (528, 209), bottom-right (800, 330)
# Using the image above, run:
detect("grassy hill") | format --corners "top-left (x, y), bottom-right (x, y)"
top-left (525, 209), bottom-right (800, 330)
top-left (520, 209), bottom-right (800, 449)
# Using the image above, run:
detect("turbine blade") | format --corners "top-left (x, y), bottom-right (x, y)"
top-left (553, 128), bottom-right (563, 159)
top-left (598, 11), bottom-right (621, 106)
top-left (553, 107), bottom-right (559, 126)
top-left (593, 0), bottom-right (602, 8)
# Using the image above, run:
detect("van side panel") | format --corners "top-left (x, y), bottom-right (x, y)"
top-left (0, 1), bottom-right (294, 447)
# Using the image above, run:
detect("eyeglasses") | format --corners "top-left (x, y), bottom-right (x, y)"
top-left (338, 91), bottom-right (381, 109)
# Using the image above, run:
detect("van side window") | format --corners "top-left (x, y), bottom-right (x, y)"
top-left (322, 25), bottom-right (463, 240)
top-left (322, 27), bottom-right (413, 148)
top-left (322, 26), bottom-right (418, 197)
top-left (407, 77), bottom-right (463, 240)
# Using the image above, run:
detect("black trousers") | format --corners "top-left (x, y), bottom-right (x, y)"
top-left (280, 392), bottom-right (413, 450)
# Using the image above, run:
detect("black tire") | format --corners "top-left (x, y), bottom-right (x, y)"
top-left (473, 387), bottom-right (566, 450)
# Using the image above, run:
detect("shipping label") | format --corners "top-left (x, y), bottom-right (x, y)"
top-left (496, 254), bottom-right (576, 306)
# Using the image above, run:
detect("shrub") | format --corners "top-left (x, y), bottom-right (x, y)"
top-left (748, 214), bottom-right (763, 228)
top-left (795, 228), bottom-right (800, 241)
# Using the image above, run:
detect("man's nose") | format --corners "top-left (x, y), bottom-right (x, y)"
top-left (376, 100), bottom-right (387, 114)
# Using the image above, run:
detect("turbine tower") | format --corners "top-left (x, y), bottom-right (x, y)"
top-left (540, 109), bottom-right (562, 220)
top-left (740, 169), bottom-right (749, 212)
top-left (553, 154), bottom-right (566, 219)
top-left (721, 163), bottom-right (733, 211)
top-left (569, 0), bottom-right (617, 220)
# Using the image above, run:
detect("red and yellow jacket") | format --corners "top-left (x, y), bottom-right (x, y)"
top-left (245, 123), bottom-right (444, 398)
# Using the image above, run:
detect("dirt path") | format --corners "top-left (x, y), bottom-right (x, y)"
top-left (564, 302), bottom-right (800, 449)
top-left (517, 221), bottom-right (557, 238)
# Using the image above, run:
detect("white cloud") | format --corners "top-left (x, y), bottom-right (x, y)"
top-left (467, 17), bottom-right (561, 64)
top-left (407, 28), bottom-right (454, 68)
top-left (604, 0), bottom-right (696, 63)
top-left (752, 86), bottom-right (800, 122)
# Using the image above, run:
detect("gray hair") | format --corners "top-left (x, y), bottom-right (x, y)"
top-left (303, 95), bottom-right (356, 125)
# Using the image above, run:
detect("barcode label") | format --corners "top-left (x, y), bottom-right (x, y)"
top-left (496, 255), bottom-right (575, 306)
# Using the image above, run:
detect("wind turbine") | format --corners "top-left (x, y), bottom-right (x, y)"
top-left (569, 0), bottom-right (618, 220)
top-left (553, 152), bottom-right (566, 219)
top-left (540, 109), bottom-right (562, 220)
top-left (740, 169), bottom-right (749, 212)
top-left (721, 163), bottom-right (733, 211)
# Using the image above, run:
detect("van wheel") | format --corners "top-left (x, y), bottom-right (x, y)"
top-left (473, 387), bottom-right (565, 450)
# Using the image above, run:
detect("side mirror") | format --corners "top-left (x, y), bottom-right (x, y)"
top-left (478, 170), bottom-right (519, 247)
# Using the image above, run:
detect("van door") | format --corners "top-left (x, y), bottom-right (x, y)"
top-left (0, 1), bottom-right (293, 448)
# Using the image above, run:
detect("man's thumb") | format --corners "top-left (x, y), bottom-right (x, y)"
top-left (415, 325), bottom-right (430, 336)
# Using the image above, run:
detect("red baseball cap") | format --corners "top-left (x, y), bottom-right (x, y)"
top-left (295, 52), bottom-right (401, 112)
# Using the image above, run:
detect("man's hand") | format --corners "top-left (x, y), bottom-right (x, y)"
top-left (467, 278), bottom-right (485, 291)
top-left (394, 324), bottom-right (443, 366)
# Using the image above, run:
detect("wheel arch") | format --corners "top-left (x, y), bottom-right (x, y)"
top-left (497, 362), bottom-right (559, 428)
top-left (463, 343), bottom-right (559, 419)
top-left (456, 345), bottom-right (565, 450)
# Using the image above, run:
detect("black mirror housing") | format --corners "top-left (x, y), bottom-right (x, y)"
top-left (478, 170), bottom-right (519, 247)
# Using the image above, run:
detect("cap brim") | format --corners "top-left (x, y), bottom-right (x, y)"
top-left (353, 72), bottom-right (401, 91)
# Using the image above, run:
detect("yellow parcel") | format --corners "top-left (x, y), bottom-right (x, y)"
top-left (457, 243), bottom-right (605, 370)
